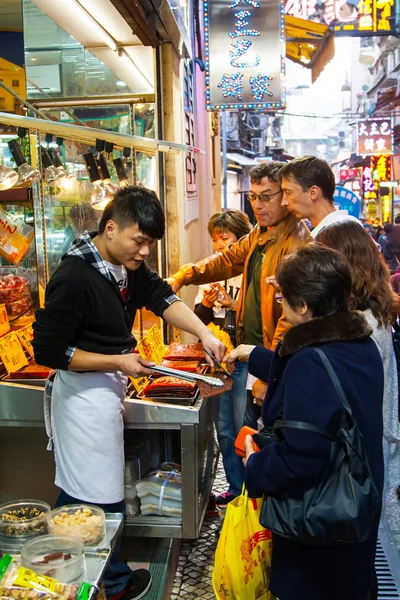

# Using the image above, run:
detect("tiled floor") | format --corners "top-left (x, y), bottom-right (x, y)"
top-left (169, 463), bottom-right (227, 599)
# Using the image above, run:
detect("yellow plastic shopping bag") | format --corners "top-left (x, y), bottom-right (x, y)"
top-left (212, 488), bottom-right (273, 600)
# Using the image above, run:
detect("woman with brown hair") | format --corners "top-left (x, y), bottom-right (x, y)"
top-left (318, 220), bottom-right (400, 497)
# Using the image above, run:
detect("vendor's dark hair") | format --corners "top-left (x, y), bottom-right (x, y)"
top-left (276, 243), bottom-right (351, 317)
top-left (98, 185), bottom-right (165, 239)
top-left (279, 155), bottom-right (336, 202)
top-left (207, 209), bottom-right (252, 240)
top-left (248, 161), bottom-right (283, 184)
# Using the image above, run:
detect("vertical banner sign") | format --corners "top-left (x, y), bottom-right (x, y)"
top-left (204, 0), bottom-right (286, 110)
top-left (357, 118), bottom-right (393, 156)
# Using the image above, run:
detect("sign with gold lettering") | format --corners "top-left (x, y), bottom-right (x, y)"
top-left (0, 332), bottom-right (29, 374)
top-left (285, 0), bottom-right (396, 36)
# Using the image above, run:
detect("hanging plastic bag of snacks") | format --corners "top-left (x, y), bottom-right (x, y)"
top-left (0, 207), bottom-right (34, 265)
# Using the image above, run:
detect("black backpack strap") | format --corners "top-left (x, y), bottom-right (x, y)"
top-left (274, 419), bottom-right (341, 444)
top-left (312, 347), bottom-right (353, 416)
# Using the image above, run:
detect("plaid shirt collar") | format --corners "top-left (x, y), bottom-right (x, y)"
top-left (66, 231), bottom-right (113, 283)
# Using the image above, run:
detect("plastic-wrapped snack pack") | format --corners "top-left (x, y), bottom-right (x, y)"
top-left (0, 208), bottom-right (34, 265)
top-left (0, 553), bottom-right (92, 600)
top-left (136, 463), bottom-right (182, 517)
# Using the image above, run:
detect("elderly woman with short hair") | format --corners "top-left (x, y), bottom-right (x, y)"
top-left (227, 243), bottom-right (384, 600)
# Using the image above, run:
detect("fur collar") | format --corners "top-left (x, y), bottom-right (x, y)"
top-left (279, 311), bottom-right (372, 357)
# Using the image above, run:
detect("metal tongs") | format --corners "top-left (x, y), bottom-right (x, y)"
top-left (151, 364), bottom-right (225, 388)
top-left (203, 347), bottom-right (233, 378)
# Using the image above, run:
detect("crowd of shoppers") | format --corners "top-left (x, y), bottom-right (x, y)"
top-left (33, 153), bottom-right (400, 600)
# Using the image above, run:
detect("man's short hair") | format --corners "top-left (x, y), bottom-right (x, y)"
top-left (248, 161), bottom-right (284, 184)
top-left (207, 209), bottom-right (252, 240)
top-left (98, 185), bottom-right (165, 239)
top-left (276, 243), bottom-right (351, 317)
top-left (279, 155), bottom-right (336, 202)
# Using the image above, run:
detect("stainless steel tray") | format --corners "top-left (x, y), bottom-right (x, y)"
top-left (136, 387), bottom-right (200, 405)
top-left (1, 376), bottom-right (48, 387)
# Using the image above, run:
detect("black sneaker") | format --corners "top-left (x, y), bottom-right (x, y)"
top-left (216, 491), bottom-right (237, 506)
top-left (125, 569), bottom-right (152, 600)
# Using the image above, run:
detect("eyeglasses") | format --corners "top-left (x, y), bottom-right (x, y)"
top-left (246, 190), bottom-right (283, 204)
top-left (275, 293), bottom-right (284, 304)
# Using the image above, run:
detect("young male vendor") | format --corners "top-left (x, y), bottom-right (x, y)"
top-left (32, 185), bottom-right (225, 600)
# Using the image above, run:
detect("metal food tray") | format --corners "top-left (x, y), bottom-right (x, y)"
top-left (1, 376), bottom-right (48, 387)
top-left (136, 386), bottom-right (200, 406)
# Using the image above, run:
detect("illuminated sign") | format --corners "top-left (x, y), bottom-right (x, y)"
top-left (285, 0), bottom-right (396, 36)
top-left (339, 167), bottom-right (359, 181)
top-left (362, 164), bottom-right (378, 199)
top-left (357, 118), bottom-right (393, 156)
top-left (204, 0), bottom-right (286, 110)
top-left (371, 154), bottom-right (392, 182)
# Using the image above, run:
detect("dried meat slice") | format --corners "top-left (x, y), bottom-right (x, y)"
top-left (164, 343), bottom-right (205, 361)
top-left (143, 376), bottom-right (197, 397)
top-left (160, 360), bottom-right (200, 373)
top-left (8, 361), bottom-right (53, 379)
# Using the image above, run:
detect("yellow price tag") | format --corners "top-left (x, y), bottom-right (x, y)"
top-left (0, 331), bottom-right (29, 374)
top-left (147, 324), bottom-right (166, 363)
top-left (129, 375), bottom-right (149, 394)
top-left (16, 323), bottom-right (34, 358)
top-left (14, 566), bottom-right (57, 592)
top-left (137, 336), bottom-right (158, 363)
top-left (0, 303), bottom-right (10, 337)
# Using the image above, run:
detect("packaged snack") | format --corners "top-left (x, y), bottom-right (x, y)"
top-left (0, 553), bottom-right (92, 600)
top-left (0, 275), bottom-right (33, 319)
top-left (136, 466), bottom-right (182, 517)
top-left (0, 208), bottom-right (34, 265)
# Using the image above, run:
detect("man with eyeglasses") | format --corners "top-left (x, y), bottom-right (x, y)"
top-left (167, 163), bottom-right (309, 470)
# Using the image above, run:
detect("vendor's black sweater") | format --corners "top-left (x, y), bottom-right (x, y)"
top-left (33, 234), bottom-right (178, 371)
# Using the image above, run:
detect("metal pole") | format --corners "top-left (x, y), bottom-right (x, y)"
top-left (0, 80), bottom-right (51, 120)
top-left (221, 111), bottom-right (227, 210)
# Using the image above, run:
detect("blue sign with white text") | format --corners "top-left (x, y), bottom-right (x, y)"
top-left (333, 186), bottom-right (361, 219)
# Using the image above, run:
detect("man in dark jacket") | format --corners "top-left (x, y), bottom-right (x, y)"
top-left (33, 186), bottom-right (225, 599)
top-left (384, 223), bottom-right (400, 273)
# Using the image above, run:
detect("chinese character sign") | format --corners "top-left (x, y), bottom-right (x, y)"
top-left (205, 0), bottom-right (285, 110)
top-left (285, 0), bottom-right (396, 36)
top-left (371, 154), bottom-right (392, 183)
top-left (357, 118), bottom-right (393, 156)
top-left (333, 186), bottom-right (361, 218)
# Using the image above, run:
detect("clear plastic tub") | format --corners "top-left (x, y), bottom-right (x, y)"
top-left (21, 534), bottom-right (85, 583)
top-left (47, 505), bottom-right (106, 546)
top-left (0, 500), bottom-right (50, 539)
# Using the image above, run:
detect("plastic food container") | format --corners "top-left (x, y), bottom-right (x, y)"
top-left (0, 500), bottom-right (50, 538)
top-left (21, 534), bottom-right (85, 583)
top-left (0, 274), bottom-right (33, 319)
top-left (47, 505), bottom-right (106, 546)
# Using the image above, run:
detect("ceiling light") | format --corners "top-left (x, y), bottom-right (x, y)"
top-left (116, 81), bottom-right (127, 87)
top-left (64, 0), bottom-right (118, 51)
top-left (83, 152), bottom-right (111, 211)
top-left (113, 157), bottom-right (129, 187)
top-left (41, 147), bottom-right (65, 183)
top-left (97, 154), bottom-right (118, 195)
top-left (8, 140), bottom-right (41, 187)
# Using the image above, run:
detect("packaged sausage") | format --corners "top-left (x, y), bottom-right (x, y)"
top-left (0, 553), bottom-right (92, 600)
top-left (0, 207), bottom-right (34, 265)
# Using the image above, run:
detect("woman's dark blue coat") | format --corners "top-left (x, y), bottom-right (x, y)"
top-left (245, 311), bottom-right (384, 600)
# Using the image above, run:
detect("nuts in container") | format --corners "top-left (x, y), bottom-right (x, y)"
top-left (0, 500), bottom-right (50, 538)
top-left (47, 505), bottom-right (105, 545)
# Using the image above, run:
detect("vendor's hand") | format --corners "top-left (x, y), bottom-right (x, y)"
top-left (209, 283), bottom-right (237, 310)
top-left (200, 329), bottom-right (227, 365)
top-left (225, 344), bottom-right (255, 364)
top-left (243, 435), bottom-right (256, 467)
top-left (252, 379), bottom-right (267, 406)
top-left (118, 354), bottom-right (155, 378)
top-left (202, 286), bottom-right (219, 308)
top-left (166, 277), bottom-right (181, 293)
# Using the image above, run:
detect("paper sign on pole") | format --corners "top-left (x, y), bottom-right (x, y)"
top-left (0, 303), bottom-right (10, 336)
top-left (16, 324), bottom-right (35, 358)
top-left (0, 331), bottom-right (29, 374)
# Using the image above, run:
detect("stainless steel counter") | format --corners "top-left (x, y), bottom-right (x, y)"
top-left (0, 381), bottom-right (217, 539)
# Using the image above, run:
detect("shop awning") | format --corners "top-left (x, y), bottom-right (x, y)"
top-left (285, 16), bottom-right (335, 84)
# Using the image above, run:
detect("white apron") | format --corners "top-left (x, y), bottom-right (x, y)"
top-left (47, 370), bottom-right (127, 504)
